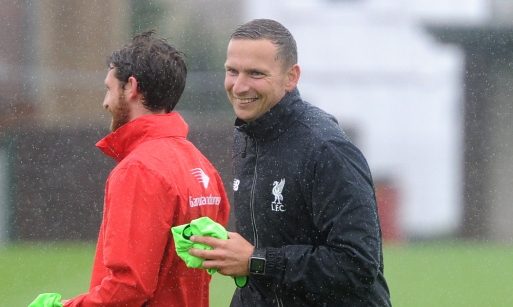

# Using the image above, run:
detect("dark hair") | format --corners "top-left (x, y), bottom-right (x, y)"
top-left (231, 19), bottom-right (297, 69)
top-left (106, 30), bottom-right (187, 113)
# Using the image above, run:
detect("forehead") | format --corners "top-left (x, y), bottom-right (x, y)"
top-left (225, 39), bottom-right (280, 68)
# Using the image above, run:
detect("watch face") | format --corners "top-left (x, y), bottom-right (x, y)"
top-left (251, 258), bottom-right (266, 274)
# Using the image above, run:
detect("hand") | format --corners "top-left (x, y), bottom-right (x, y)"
top-left (189, 232), bottom-right (254, 277)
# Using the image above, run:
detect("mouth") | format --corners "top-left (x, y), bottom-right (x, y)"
top-left (234, 97), bottom-right (258, 105)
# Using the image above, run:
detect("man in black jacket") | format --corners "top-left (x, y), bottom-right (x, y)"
top-left (190, 19), bottom-right (391, 306)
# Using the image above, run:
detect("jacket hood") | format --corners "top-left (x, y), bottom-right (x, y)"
top-left (96, 112), bottom-right (188, 162)
top-left (235, 88), bottom-right (306, 141)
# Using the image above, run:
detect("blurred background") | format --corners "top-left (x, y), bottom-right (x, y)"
top-left (2, 0), bottom-right (513, 244)
top-left (1, 0), bottom-right (513, 306)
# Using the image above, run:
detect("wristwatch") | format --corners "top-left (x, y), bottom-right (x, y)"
top-left (248, 248), bottom-right (267, 274)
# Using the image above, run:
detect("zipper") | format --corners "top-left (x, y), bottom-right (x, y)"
top-left (247, 137), bottom-right (281, 307)
top-left (249, 137), bottom-right (259, 247)
top-left (242, 135), bottom-right (248, 158)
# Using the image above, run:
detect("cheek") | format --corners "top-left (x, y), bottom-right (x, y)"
top-left (224, 74), bottom-right (233, 90)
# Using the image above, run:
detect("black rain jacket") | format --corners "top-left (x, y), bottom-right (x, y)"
top-left (229, 88), bottom-right (391, 307)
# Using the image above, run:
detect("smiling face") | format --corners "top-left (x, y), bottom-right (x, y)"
top-left (224, 39), bottom-right (299, 123)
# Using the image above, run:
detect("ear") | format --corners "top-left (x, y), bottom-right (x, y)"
top-left (285, 64), bottom-right (300, 92)
top-left (125, 76), bottom-right (141, 101)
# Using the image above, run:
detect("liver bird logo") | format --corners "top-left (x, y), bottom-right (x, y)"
top-left (272, 179), bottom-right (285, 204)
top-left (191, 168), bottom-right (210, 189)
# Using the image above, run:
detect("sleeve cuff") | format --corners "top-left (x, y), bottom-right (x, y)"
top-left (264, 247), bottom-right (284, 277)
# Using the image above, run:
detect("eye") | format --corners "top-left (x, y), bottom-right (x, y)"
top-left (226, 68), bottom-right (238, 75)
top-left (250, 70), bottom-right (264, 77)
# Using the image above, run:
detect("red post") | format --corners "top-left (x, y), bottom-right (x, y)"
top-left (375, 180), bottom-right (402, 243)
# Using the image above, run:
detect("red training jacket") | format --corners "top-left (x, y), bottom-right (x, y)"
top-left (64, 112), bottom-right (230, 307)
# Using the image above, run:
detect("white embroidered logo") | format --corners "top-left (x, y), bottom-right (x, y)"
top-left (271, 179), bottom-right (286, 212)
top-left (191, 168), bottom-right (210, 189)
top-left (233, 179), bottom-right (240, 191)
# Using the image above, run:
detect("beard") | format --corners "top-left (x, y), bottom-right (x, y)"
top-left (110, 95), bottom-right (130, 132)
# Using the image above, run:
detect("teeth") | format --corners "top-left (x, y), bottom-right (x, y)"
top-left (236, 98), bottom-right (257, 104)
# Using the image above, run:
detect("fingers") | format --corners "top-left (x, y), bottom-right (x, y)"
top-left (188, 231), bottom-right (254, 276)
top-left (190, 235), bottom-right (224, 247)
top-left (188, 246), bottom-right (226, 274)
top-left (188, 236), bottom-right (229, 260)
top-left (201, 258), bottom-right (224, 271)
top-left (189, 245), bottom-right (221, 259)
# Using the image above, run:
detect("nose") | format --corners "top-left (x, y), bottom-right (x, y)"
top-left (231, 75), bottom-right (250, 95)
top-left (102, 93), bottom-right (109, 109)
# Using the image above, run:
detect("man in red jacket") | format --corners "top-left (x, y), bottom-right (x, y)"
top-left (62, 30), bottom-right (230, 307)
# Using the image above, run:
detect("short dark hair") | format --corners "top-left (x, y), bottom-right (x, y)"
top-left (231, 19), bottom-right (297, 69)
top-left (106, 30), bottom-right (187, 113)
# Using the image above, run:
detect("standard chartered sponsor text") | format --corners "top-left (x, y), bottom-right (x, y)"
top-left (189, 195), bottom-right (222, 207)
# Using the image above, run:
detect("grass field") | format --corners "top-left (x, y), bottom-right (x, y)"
top-left (1, 241), bottom-right (512, 307)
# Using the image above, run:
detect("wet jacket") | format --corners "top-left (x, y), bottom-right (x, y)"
top-left (230, 89), bottom-right (391, 307)
top-left (64, 112), bottom-right (230, 307)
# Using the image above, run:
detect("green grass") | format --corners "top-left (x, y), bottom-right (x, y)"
top-left (1, 241), bottom-right (513, 307)
top-left (384, 241), bottom-right (513, 306)
top-left (0, 242), bottom-right (95, 306)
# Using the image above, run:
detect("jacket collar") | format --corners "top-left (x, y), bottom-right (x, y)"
top-left (96, 112), bottom-right (188, 162)
top-left (235, 88), bottom-right (305, 141)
